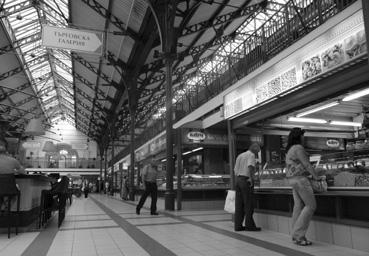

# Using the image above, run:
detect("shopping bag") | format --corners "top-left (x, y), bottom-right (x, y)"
top-left (309, 176), bottom-right (327, 193)
top-left (224, 190), bottom-right (235, 214)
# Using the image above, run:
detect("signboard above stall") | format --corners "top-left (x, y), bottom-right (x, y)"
top-left (224, 7), bottom-right (367, 119)
top-left (183, 129), bottom-right (228, 145)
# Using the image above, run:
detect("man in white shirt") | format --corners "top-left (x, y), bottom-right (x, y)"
top-left (234, 143), bottom-right (261, 231)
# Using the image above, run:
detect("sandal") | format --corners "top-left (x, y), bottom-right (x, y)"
top-left (294, 237), bottom-right (312, 246)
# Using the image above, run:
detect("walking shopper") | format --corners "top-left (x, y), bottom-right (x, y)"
top-left (286, 127), bottom-right (319, 246)
top-left (83, 180), bottom-right (89, 198)
top-left (121, 176), bottom-right (129, 200)
top-left (136, 161), bottom-right (159, 215)
top-left (234, 143), bottom-right (261, 231)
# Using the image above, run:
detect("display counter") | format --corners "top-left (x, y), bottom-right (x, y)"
top-left (0, 174), bottom-right (51, 227)
top-left (135, 174), bottom-right (231, 210)
top-left (157, 174), bottom-right (230, 191)
top-left (254, 187), bottom-right (369, 228)
top-left (258, 148), bottom-right (369, 188)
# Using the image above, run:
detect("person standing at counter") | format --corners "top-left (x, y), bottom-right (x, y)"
top-left (0, 138), bottom-right (25, 175)
top-left (234, 143), bottom-right (261, 231)
top-left (286, 127), bottom-right (319, 246)
top-left (136, 161), bottom-right (159, 215)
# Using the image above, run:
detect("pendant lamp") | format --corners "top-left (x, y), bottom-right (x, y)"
top-left (24, 118), bottom-right (45, 136)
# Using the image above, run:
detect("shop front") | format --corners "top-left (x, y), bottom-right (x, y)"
top-left (224, 2), bottom-right (369, 252)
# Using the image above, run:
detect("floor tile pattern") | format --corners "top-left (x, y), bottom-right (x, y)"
top-left (0, 194), bottom-right (367, 256)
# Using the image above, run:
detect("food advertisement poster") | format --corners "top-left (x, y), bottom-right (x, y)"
top-left (302, 28), bottom-right (366, 81)
top-left (224, 7), bottom-right (365, 119)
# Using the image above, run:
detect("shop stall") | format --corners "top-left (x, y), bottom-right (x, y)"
top-left (0, 174), bottom-right (51, 228)
top-left (223, 1), bottom-right (369, 251)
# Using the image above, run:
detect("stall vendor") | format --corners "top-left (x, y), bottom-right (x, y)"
top-left (0, 138), bottom-right (25, 175)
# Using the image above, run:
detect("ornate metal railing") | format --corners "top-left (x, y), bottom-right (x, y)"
top-left (23, 158), bottom-right (103, 169)
top-left (113, 0), bottom-right (357, 164)
top-left (174, 0), bottom-right (357, 114)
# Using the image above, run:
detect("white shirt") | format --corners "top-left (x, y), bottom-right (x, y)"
top-left (234, 150), bottom-right (256, 177)
top-left (142, 164), bottom-right (158, 183)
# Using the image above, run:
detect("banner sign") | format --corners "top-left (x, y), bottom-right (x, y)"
top-left (42, 25), bottom-right (103, 55)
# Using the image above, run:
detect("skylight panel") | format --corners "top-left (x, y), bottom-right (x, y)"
top-left (43, 100), bottom-right (58, 110)
top-left (32, 65), bottom-right (51, 78)
top-left (13, 19), bottom-right (38, 32)
top-left (16, 21), bottom-right (38, 33)
top-left (54, 65), bottom-right (70, 75)
top-left (63, 95), bottom-right (74, 104)
top-left (21, 42), bottom-right (41, 54)
top-left (4, 0), bottom-right (73, 125)
top-left (45, 13), bottom-right (65, 27)
top-left (16, 27), bottom-right (40, 39)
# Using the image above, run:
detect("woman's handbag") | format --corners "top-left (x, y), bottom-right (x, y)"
top-left (309, 176), bottom-right (327, 193)
top-left (224, 190), bottom-right (235, 214)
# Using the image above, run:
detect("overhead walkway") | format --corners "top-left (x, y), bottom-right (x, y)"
top-left (1, 194), bottom-right (368, 256)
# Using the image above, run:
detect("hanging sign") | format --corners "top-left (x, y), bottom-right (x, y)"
top-left (42, 25), bottom-right (103, 55)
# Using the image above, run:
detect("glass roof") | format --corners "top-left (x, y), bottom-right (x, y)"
top-left (153, 0), bottom-right (290, 119)
top-left (3, 0), bottom-right (74, 126)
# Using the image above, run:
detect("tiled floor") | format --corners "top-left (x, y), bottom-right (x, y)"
top-left (1, 194), bottom-right (368, 256)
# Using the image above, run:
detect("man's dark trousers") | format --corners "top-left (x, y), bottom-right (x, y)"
top-left (234, 176), bottom-right (257, 230)
top-left (137, 181), bottom-right (157, 214)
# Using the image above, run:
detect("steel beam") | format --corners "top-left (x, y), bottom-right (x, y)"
top-left (13, 95), bottom-right (35, 107)
top-left (141, 33), bottom-right (234, 73)
top-left (0, 102), bottom-right (39, 115)
top-left (43, 95), bottom-right (58, 106)
top-left (0, 66), bottom-right (23, 81)
top-left (52, 54), bottom-right (113, 103)
top-left (76, 98), bottom-right (93, 112)
top-left (181, 4), bottom-right (259, 36)
top-left (105, 51), bottom-right (128, 74)
top-left (2, 0), bottom-right (33, 17)
top-left (75, 87), bottom-right (106, 113)
top-left (79, 0), bottom-right (142, 42)
top-left (141, 54), bottom-right (213, 86)
top-left (68, 51), bottom-right (120, 88)
top-left (0, 33), bottom-right (41, 56)
top-left (74, 72), bottom-right (113, 102)
top-left (41, 1), bottom-right (69, 24)
top-left (5, 82), bottom-right (31, 97)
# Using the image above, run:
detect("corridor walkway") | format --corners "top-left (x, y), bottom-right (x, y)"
top-left (1, 194), bottom-right (368, 256)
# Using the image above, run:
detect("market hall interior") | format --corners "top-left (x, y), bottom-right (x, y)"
top-left (1, 0), bottom-right (369, 255)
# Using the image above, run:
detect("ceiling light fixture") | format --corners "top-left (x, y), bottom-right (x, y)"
top-left (342, 88), bottom-right (369, 101)
top-left (182, 150), bottom-right (192, 155)
top-left (329, 121), bottom-right (362, 127)
top-left (288, 117), bottom-right (327, 124)
top-left (296, 101), bottom-right (340, 117)
top-left (192, 147), bottom-right (203, 152)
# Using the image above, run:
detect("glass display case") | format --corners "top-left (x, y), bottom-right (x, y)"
top-left (158, 174), bottom-right (230, 190)
top-left (258, 148), bottom-right (369, 189)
